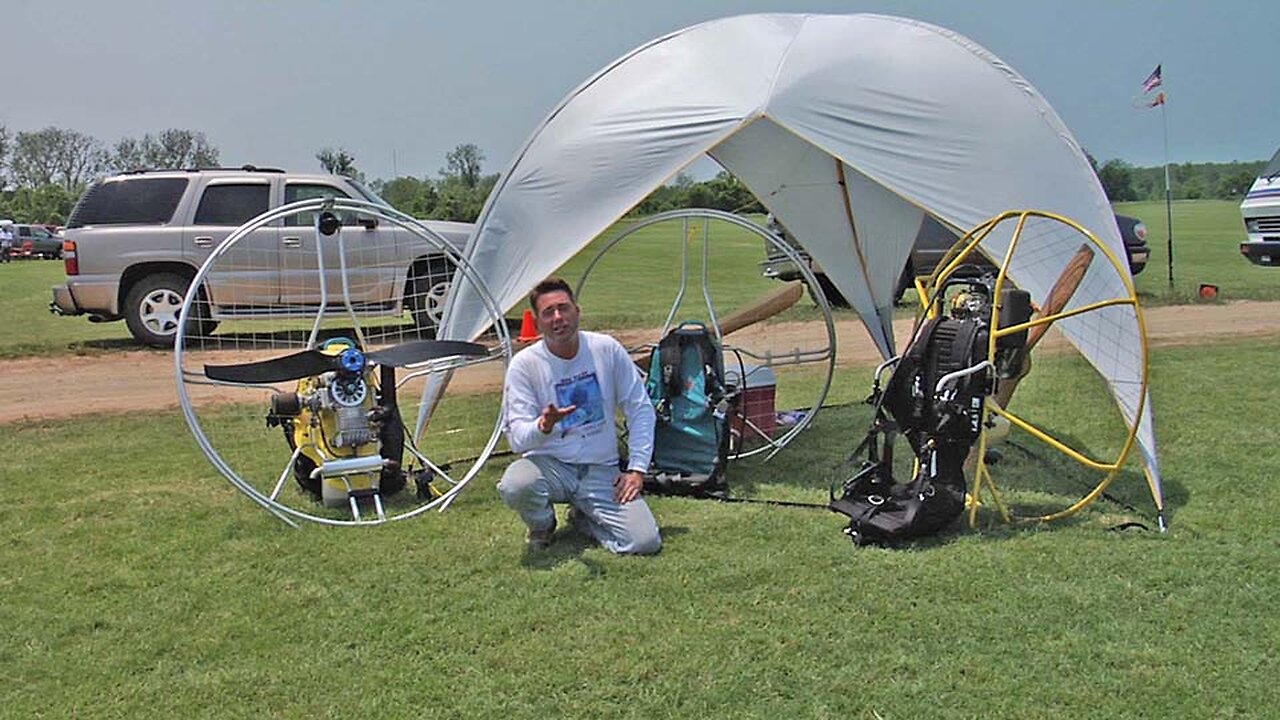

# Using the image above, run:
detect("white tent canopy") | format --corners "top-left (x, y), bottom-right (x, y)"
top-left (443, 13), bottom-right (1163, 514)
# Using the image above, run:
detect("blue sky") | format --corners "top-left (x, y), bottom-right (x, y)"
top-left (8, 1), bottom-right (1276, 181)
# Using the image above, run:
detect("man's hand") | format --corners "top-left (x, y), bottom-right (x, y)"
top-left (614, 470), bottom-right (644, 504)
top-left (537, 403), bottom-right (577, 434)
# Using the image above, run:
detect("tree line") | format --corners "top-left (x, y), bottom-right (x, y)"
top-left (0, 125), bottom-right (218, 224)
top-left (321, 143), bottom-right (765, 220)
top-left (1090, 154), bottom-right (1266, 203)
top-left (0, 122), bottom-right (1268, 226)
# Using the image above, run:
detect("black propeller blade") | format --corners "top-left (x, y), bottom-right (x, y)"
top-left (365, 340), bottom-right (488, 368)
top-left (204, 340), bottom-right (490, 384)
top-left (205, 349), bottom-right (338, 384)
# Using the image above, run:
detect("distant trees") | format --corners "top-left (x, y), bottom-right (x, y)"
top-left (370, 143), bottom-right (498, 223)
top-left (1218, 170), bottom-right (1257, 198)
top-left (1097, 159), bottom-right (1138, 202)
top-left (316, 148), bottom-right (363, 181)
top-left (10, 127), bottom-right (106, 192)
top-left (0, 125), bottom-right (220, 224)
top-left (375, 176), bottom-right (438, 218)
top-left (369, 155), bottom-right (765, 223)
top-left (632, 171), bottom-right (764, 215)
top-left (0, 125), bottom-right (9, 182)
top-left (112, 129), bottom-right (219, 172)
top-left (1123, 160), bottom-right (1266, 202)
top-left (1088, 151), bottom-right (1264, 203)
top-left (2, 184), bottom-right (76, 225)
top-left (443, 143), bottom-right (484, 189)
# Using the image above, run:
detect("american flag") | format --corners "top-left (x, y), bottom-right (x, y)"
top-left (1142, 65), bottom-right (1162, 93)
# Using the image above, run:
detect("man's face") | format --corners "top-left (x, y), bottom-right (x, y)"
top-left (534, 289), bottom-right (580, 343)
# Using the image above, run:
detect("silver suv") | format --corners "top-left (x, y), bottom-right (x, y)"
top-left (50, 166), bottom-right (471, 346)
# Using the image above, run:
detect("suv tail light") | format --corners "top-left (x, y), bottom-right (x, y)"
top-left (62, 240), bottom-right (78, 275)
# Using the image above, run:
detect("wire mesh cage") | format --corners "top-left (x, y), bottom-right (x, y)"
top-left (175, 198), bottom-right (511, 526)
top-left (574, 209), bottom-right (837, 464)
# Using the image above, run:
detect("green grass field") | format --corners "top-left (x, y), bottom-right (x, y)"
top-left (2, 201), bottom-right (1279, 717)
top-left (1117, 199), bottom-right (1278, 302)
top-left (2, 338), bottom-right (1278, 718)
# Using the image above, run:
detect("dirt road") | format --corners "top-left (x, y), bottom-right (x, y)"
top-left (2, 300), bottom-right (1276, 425)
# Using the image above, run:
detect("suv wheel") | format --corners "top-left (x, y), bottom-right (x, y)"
top-left (406, 259), bottom-right (454, 336)
top-left (124, 273), bottom-right (217, 347)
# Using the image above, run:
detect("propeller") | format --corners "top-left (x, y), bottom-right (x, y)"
top-left (205, 339), bottom-right (489, 384)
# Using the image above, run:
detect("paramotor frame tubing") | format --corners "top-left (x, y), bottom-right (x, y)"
top-left (175, 197), bottom-right (511, 526)
top-left (575, 208), bottom-right (838, 461)
top-left (394, 351), bottom-right (501, 388)
top-left (332, 218), bottom-right (370, 352)
top-left (270, 444), bottom-right (310, 502)
top-left (928, 215), bottom-right (1003, 300)
top-left (950, 217), bottom-right (1019, 530)
top-left (968, 432), bottom-right (1012, 526)
top-left (986, 212), bottom-right (1127, 472)
top-left (306, 205), bottom-right (332, 348)
top-left (955, 209), bottom-right (1150, 524)
top-left (700, 218), bottom-right (723, 342)
top-left (911, 275), bottom-right (930, 310)
top-left (722, 343), bottom-right (834, 368)
top-left (992, 297), bottom-right (1135, 340)
top-left (663, 216), bottom-right (692, 336)
top-left (1001, 210), bottom-right (1148, 522)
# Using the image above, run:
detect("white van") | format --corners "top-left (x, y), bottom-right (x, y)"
top-left (1239, 147), bottom-right (1280, 266)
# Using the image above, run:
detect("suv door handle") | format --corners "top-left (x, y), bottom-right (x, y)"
top-left (193, 236), bottom-right (214, 248)
top-left (282, 236), bottom-right (301, 248)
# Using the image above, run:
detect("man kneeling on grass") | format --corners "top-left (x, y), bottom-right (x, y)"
top-left (497, 278), bottom-right (661, 555)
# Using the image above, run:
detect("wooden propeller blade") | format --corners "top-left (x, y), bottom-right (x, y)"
top-left (1025, 243), bottom-right (1095, 352)
top-left (719, 281), bottom-right (804, 337)
top-left (994, 242), bottom-right (1095, 409)
top-left (634, 281), bottom-right (805, 372)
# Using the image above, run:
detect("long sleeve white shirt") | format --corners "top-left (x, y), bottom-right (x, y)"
top-left (502, 331), bottom-right (655, 472)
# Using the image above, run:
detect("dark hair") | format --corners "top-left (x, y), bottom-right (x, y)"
top-left (529, 277), bottom-right (575, 311)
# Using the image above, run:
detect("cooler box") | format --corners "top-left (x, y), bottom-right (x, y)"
top-left (724, 364), bottom-right (777, 446)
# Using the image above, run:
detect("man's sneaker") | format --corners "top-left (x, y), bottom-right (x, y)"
top-left (526, 517), bottom-right (557, 550)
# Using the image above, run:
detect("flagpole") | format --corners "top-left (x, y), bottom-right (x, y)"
top-left (1161, 94), bottom-right (1174, 290)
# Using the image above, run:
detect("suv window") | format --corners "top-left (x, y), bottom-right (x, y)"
top-left (66, 177), bottom-right (189, 228)
top-left (284, 183), bottom-right (353, 227)
top-left (193, 183), bottom-right (271, 226)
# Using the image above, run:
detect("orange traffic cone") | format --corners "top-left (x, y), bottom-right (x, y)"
top-left (517, 309), bottom-right (540, 342)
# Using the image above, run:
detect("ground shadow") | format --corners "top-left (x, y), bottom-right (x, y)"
top-left (715, 399), bottom-right (1182, 540)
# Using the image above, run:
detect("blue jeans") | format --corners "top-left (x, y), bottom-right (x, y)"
top-left (497, 456), bottom-right (661, 555)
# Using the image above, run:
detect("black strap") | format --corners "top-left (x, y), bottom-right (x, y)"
top-left (708, 494), bottom-right (830, 510)
top-left (657, 329), bottom-right (684, 402)
top-left (657, 322), bottom-right (724, 405)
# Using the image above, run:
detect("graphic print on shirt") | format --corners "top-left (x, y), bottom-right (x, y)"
top-left (554, 370), bottom-right (605, 435)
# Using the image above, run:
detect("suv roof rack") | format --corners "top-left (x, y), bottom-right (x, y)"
top-left (119, 165), bottom-right (287, 175)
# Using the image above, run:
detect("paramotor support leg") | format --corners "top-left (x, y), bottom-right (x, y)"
top-left (968, 460), bottom-right (1010, 527)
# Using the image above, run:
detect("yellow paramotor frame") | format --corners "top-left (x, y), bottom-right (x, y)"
top-left (914, 210), bottom-right (1156, 526)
